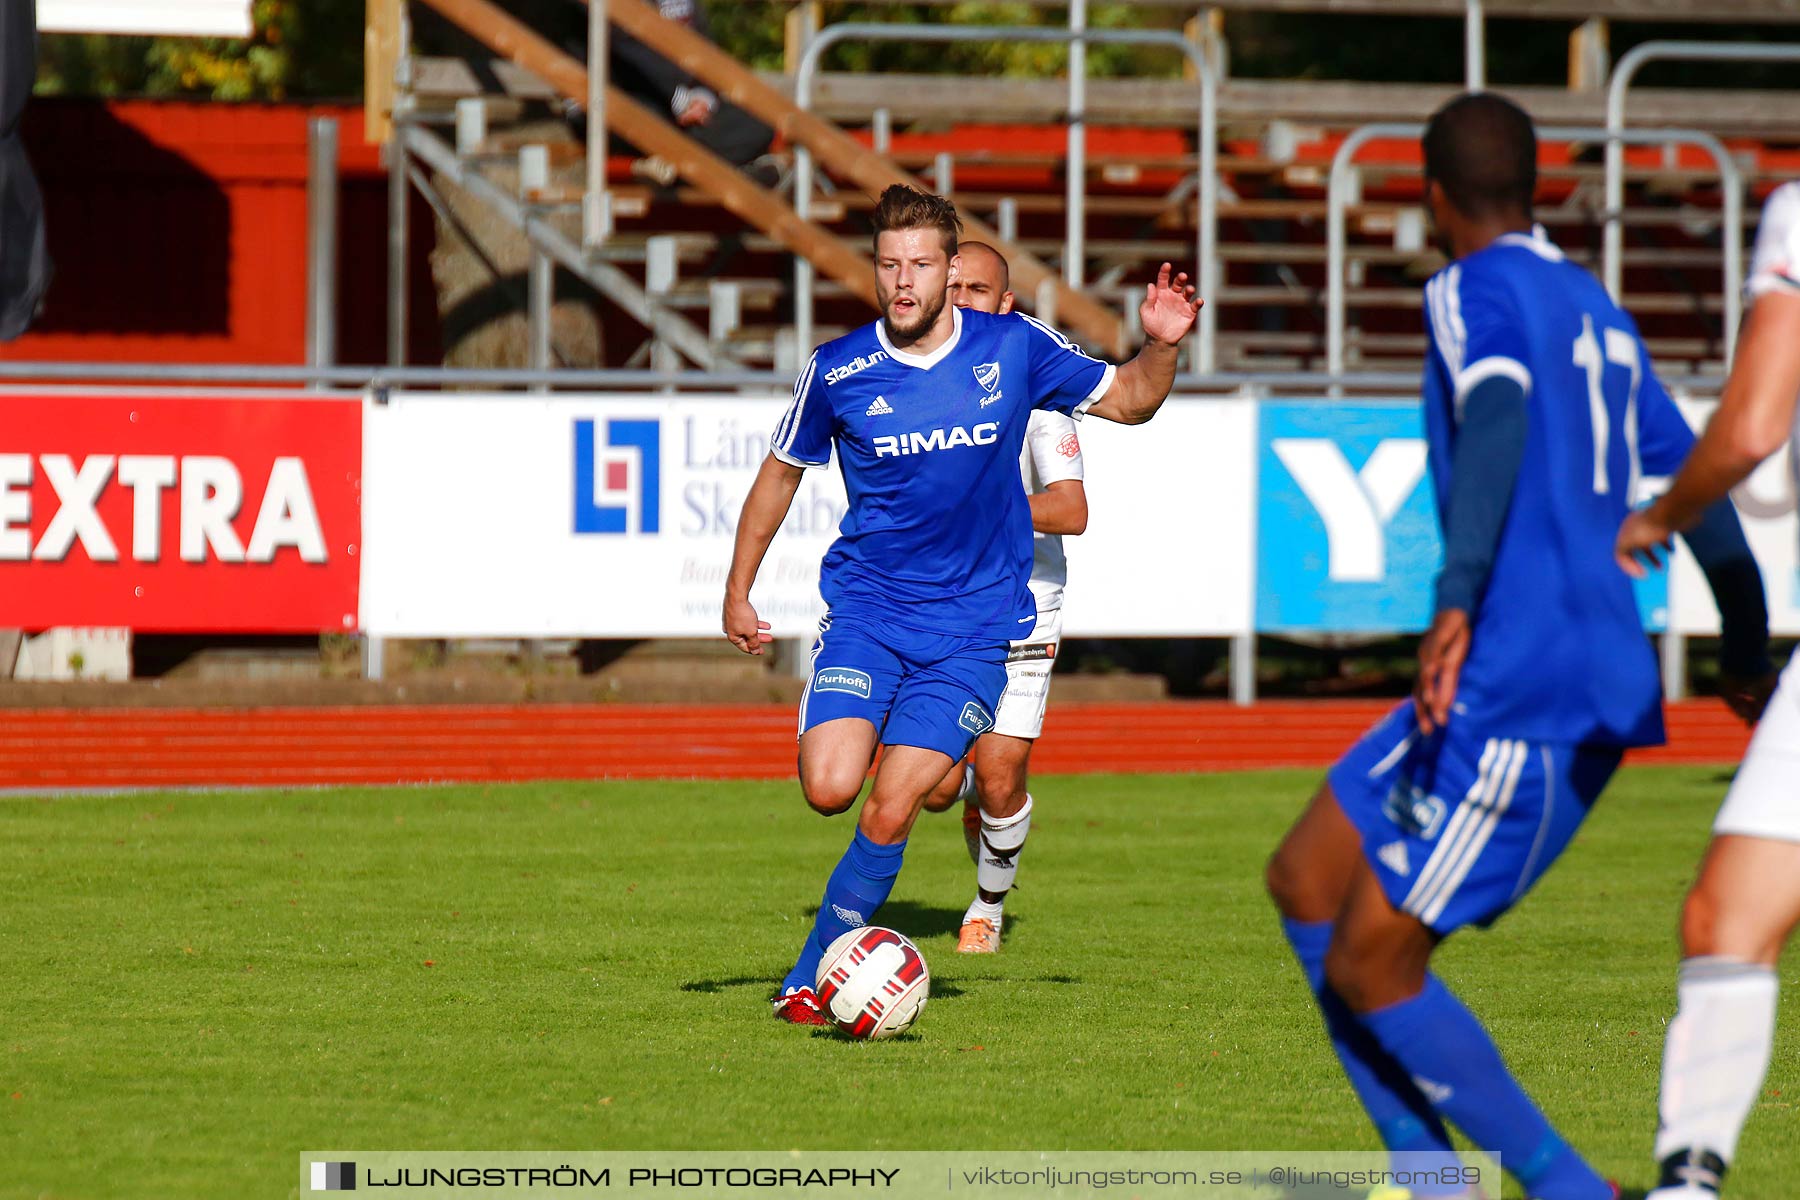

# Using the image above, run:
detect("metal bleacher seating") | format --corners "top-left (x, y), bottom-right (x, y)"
top-left (383, 0), bottom-right (1800, 386)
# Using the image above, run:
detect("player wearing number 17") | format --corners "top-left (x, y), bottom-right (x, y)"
top-left (1265, 94), bottom-right (1770, 1200)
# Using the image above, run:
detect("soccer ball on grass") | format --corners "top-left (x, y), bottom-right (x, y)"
top-left (815, 926), bottom-right (929, 1039)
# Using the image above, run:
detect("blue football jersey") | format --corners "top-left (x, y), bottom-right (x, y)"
top-left (772, 306), bottom-right (1115, 640)
top-left (1421, 227), bottom-right (1695, 747)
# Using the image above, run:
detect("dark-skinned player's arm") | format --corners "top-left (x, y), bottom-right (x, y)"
top-left (722, 454), bottom-right (805, 656)
top-left (1414, 373), bottom-right (1529, 735)
top-left (1081, 263), bottom-right (1203, 426)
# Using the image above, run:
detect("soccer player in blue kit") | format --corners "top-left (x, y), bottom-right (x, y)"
top-left (1263, 95), bottom-right (1772, 1199)
top-left (722, 185), bottom-right (1201, 1025)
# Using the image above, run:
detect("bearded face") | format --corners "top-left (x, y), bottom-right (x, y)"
top-left (874, 228), bottom-right (958, 347)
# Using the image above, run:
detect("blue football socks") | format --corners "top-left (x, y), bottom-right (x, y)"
top-left (1282, 919), bottom-right (1465, 1195)
top-left (781, 829), bottom-right (907, 995)
top-left (1359, 975), bottom-right (1610, 1200)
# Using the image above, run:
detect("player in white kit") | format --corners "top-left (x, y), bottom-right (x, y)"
top-left (923, 241), bottom-right (1087, 954)
top-left (1617, 181), bottom-right (1800, 1199)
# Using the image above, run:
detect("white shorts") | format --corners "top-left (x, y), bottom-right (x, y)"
top-left (1713, 652), bottom-right (1800, 844)
top-left (991, 609), bottom-right (1061, 741)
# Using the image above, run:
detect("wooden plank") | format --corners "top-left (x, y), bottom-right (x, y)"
top-left (416, 0), bottom-right (879, 311)
top-left (796, 72), bottom-right (1800, 138)
top-left (364, 0), bottom-right (401, 144)
top-left (776, 0), bottom-right (1800, 16)
top-left (601, 0), bottom-right (1127, 354)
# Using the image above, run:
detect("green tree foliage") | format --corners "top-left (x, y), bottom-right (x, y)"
top-left (36, 0), bottom-right (363, 100)
top-left (31, 2), bottom-right (1800, 100)
top-left (705, 2), bottom-right (1184, 78)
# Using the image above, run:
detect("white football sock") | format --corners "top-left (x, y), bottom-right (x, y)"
top-left (975, 793), bottom-right (1032, 899)
top-left (963, 896), bottom-right (1004, 926)
top-left (1653, 957), bottom-right (1779, 1172)
top-left (956, 762), bottom-right (977, 805)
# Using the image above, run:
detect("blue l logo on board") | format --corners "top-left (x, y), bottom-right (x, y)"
top-left (574, 418), bottom-right (661, 534)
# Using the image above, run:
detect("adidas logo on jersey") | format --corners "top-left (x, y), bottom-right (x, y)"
top-left (1377, 841), bottom-right (1411, 877)
top-left (872, 422), bottom-right (1000, 458)
top-left (865, 396), bottom-right (894, 417)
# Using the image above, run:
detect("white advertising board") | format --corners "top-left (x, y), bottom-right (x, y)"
top-left (361, 394), bottom-right (846, 638)
top-left (38, 0), bottom-right (252, 36)
top-left (1060, 397), bottom-right (1256, 637)
top-left (361, 392), bottom-right (1258, 640)
top-left (1667, 399), bottom-right (1800, 637)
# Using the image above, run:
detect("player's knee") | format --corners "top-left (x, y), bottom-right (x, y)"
top-left (1323, 933), bottom-right (1420, 1013)
top-left (1682, 879), bottom-right (1788, 963)
top-left (1264, 843), bottom-right (1314, 917)
top-left (975, 767), bottom-right (1026, 819)
top-left (1321, 939), bottom-right (1378, 1011)
top-left (920, 767), bottom-right (964, 814)
top-left (920, 787), bottom-right (958, 814)
top-left (799, 765), bottom-right (862, 816)
top-left (857, 793), bottom-right (917, 845)
top-left (1679, 884), bottom-right (1722, 958)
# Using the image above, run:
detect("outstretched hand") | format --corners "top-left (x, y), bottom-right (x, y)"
top-left (1139, 263), bottom-right (1203, 346)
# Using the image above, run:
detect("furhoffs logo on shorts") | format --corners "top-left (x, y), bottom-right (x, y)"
top-left (958, 702), bottom-right (995, 735)
top-left (813, 667), bottom-right (873, 698)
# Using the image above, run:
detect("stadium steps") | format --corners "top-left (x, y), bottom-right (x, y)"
top-left (402, 3), bottom-right (1794, 378)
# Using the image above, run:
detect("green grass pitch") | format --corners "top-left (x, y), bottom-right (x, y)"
top-left (2, 767), bottom-right (1794, 1198)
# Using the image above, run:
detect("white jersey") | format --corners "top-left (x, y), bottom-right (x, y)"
top-left (1020, 409), bottom-right (1085, 613)
top-left (1746, 180), bottom-right (1800, 553)
top-left (1710, 181), bottom-right (1800, 845)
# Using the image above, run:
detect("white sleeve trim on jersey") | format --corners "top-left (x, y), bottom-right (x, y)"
top-left (771, 351), bottom-right (822, 463)
top-left (1070, 364), bottom-right (1117, 418)
top-left (1018, 312), bottom-right (1104, 361)
top-left (1425, 266), bottom-right (1467, 379)
top-left (770, 442), bottom-right (828, 469)
top-left (1747, 181), bottom-right (1800, 301)
top-left (1747, 271), bottom-right (1800, 299)
top-left (1452, 356), bottom-right (1532, 421)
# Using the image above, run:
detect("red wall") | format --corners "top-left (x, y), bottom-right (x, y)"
top-left (3, 99), bottom-right (438, 367)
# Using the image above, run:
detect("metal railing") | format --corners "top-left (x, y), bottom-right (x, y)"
top-left (0, 361), bottom-right (1733, 400)
top-left (398, 121), bottom-right (727, 371)
top-left (1604, 39), bottom-right (1800, 350)
top-left (793, 20), bottom-right (1218, 371)
top-left (1328, 122), bottom-right (1743, 384)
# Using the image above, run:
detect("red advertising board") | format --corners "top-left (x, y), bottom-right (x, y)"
top-left (0, 392), bottom-right (361, 631)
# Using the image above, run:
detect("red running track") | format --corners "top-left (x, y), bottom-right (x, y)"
top-left (0, 700), bottom-right (1753, 792)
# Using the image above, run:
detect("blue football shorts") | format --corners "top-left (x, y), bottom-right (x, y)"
top-left (1328, 700), bottom-right (1623, 936)
top-left (797, 611), bottom-right (1008, 762)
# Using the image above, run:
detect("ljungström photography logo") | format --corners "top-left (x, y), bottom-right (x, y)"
top-left (310, 1161), bottom-right (356, 1191)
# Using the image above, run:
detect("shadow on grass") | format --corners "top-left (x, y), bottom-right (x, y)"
top-left (678, 974), bottom-right (966, 1000)
top-left (808, 1027), bottom-right (928, 1045)
top-left (678, 976), bottom-right (770, 995)
top-left (877, 900), bottom-right (1019, 941)
top-left (791, 901), bottom-right (1008, 941)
